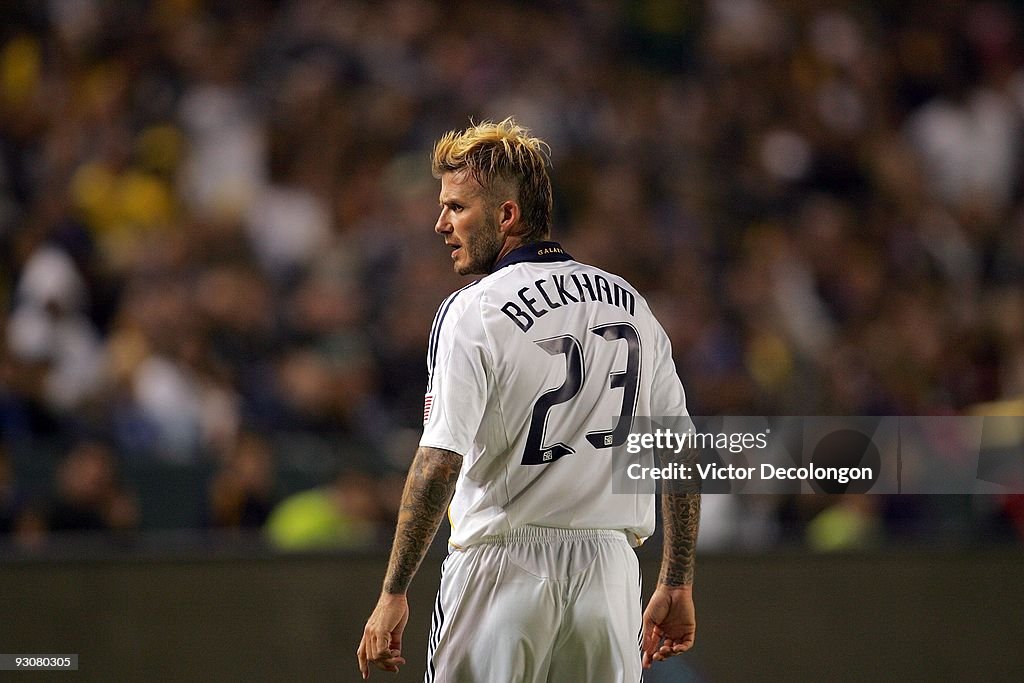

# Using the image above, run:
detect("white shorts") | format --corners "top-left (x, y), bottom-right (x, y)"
top-left (424, 526), bottom-right (643, 682)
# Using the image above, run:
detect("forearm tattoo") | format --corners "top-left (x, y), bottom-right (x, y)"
top-left (659, 443), bottom-right (700, 586)
top-left (660, 492), bottom-right (700, 586)
top-left (383, 446), bottom-right (462, 594)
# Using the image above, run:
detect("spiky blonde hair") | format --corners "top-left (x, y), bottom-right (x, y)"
top-left (431, 117), bottom-right (553, 240)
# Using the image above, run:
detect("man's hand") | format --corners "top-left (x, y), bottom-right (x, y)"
top-left (357, 448), bottom-right (460, 678)
top-left (641, 585), bottom-right (696, 669)
top-left (357, 593), bottom-right (409, 679)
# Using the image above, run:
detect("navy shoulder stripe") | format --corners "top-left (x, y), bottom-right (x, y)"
top-left (428, 281), bottom-right (476, 368)
top-left (427, 282), bottom-right (477, 391)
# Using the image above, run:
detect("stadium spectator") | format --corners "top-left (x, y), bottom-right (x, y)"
top-left (47, 441), bottom-right (139, 535)
top-left (264, 468), bottom-right (381, 551)
top-left (0, 446), bottom-right (45, 548)
top-left (205, 431), bottom-right (277, 529)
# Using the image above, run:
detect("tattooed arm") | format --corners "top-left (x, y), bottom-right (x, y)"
top-left (357, 446), bottom-right (463, 679)
top-left (659, 488), bottom-right (701, 586)
top-left (641, 444), bottom-right (701, 668)
top-left (383, 446), bottom-right (463, 593)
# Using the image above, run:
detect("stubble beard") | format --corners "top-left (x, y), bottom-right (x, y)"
top-left (457, 214), bottom-right (503, 276)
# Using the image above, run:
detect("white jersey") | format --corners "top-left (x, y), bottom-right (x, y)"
top-left (419, 242), bottom-right (688, 549)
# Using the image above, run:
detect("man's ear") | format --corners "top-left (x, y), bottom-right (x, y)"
top-left (497, 200), bottom-right (523, 236)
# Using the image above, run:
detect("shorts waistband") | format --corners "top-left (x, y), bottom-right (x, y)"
top-left (476, 525), bottom-right (628, 546)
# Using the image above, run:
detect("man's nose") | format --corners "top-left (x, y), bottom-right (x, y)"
top-left (434, 211), bottom-right (450, 234)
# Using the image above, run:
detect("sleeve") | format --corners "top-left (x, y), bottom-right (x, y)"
top-left (650, 318), bottom-right (689, 419)
top-left (419, 293), bottom-right (491, 456)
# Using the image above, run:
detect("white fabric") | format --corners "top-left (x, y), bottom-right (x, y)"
top-left (424, 526), bottom-right (642, 683)
top-left (420, 257), bottom-right (688, 549)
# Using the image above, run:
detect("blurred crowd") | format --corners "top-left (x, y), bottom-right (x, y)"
top-left (1, 0), bottom-right (1023, 552)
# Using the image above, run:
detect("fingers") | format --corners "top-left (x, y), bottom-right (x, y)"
top-left (374, 633), bottom-right (391, 660)
top-left (376, 650), bottom-right (407, 672)
top-left (646, 630), bottom-right (696, 667)
top-left (641, 625), bottom-right (657, 668)
top-left (360, 627), bottom-right (407, 678)
top-left (651, 636), bottom-right (694, 662)
top-left (357, 638), bottom-right (368, 679)
top-left (357, 640), bottom-right (406, 678)
top-left (369, 651), bottom-right (406, 673)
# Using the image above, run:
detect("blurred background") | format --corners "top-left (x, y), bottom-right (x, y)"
top-left (1, 0), bottom-right (1023, 680)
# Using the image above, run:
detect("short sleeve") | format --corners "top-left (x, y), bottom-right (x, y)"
top-left (650, 319), bottom-right (688, 418)
top-left (419, 292), bottom-right (490, 456)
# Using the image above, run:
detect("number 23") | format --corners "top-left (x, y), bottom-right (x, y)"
top-left (522, 322), bottom-right (640, 465)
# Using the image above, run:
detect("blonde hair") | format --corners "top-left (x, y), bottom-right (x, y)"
top-left (432, 117), bottom-right (553, 240)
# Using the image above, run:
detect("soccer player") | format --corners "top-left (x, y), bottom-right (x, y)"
top-left (357, 118), bottom-right (699, 681)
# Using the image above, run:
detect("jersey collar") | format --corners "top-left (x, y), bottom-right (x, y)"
top-left (490, 241), bottom-right (573, 273)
